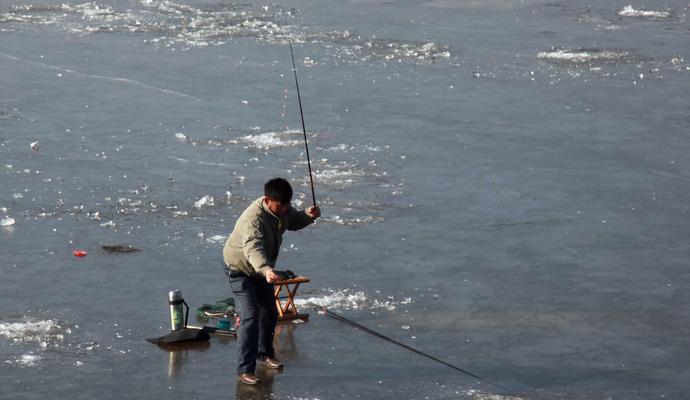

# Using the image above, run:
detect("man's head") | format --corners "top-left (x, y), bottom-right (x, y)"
top-left (264, 177), bottom-right (292, 216)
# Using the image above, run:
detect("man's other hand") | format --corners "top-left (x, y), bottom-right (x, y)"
top-left (265, 269), bottom-right (280, 283)
top-left (306, 205), bottom-right (321, 219)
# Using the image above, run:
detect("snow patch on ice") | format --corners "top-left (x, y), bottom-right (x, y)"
top-left (314, 168), bottom-right (365, 186)
top-left (240, 130), bottom-right (302, 150)
top-left (324, 215), bottom-right (385, 226)
top-left (205, 234), bottom-right (226, 244)
top-left (537, 49), bottom-right (632, 63)
top-left (295, 289), bottom-right (412, 311)
top-left (194, 195), bottom-right (215, 209)
top-left (324, 143), bottom-right (383, 153)
top-left (0, 217), bottom-right (15, 227)
top-left (63, 2), bottom-right (116, 19)
top-left (1, 2), bottom-right (451, 64)
top-left (463, 389), bottom-right (526, 400)
top-left (0, 318), bottom-right (64, 344)
top-left (618, 6), bottom-right (671, 18)
top-left (100, 220), bottom-right (116, 228)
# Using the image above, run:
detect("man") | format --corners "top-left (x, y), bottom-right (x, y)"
top-left (223, 177), bottom-right (320, 385)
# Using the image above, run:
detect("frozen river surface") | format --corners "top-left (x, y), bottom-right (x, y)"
top-left (1, 0), bottom-right (690, 399)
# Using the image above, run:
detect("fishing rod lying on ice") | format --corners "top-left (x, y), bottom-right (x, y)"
top-left (319, 308), bottom-right (517, 395)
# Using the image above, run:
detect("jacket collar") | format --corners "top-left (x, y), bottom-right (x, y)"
top-left (259, 197), bottom-right (283, 228)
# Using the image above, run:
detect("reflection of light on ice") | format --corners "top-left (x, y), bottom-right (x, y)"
top-left (5, 353), bottom-right (42, 368)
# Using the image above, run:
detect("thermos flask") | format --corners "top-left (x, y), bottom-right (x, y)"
top-left (168, 290), bottom-right (185, 331)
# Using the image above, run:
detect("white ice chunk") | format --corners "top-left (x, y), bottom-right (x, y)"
top-left (0, 217), bottom-right (15, 227)
top-left (206, 234), bottom-right (226, 244)
top-left (194, 195), bottom-right (215, 209)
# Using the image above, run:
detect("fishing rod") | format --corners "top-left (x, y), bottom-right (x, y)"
top-left (284, 14), bottom-right (317, 207)
top-left (319, 308), bottom-right (516, 394)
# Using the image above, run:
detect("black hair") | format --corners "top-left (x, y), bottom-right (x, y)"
top-left (264, 177), bottom-right (293, 204)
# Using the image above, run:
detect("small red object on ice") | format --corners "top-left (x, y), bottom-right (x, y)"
top-left (73, 250), bottom-right (87, 257)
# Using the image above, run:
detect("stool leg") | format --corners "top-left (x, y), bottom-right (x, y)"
top-left (284, 283), bottom-right (301, 316)
top-left (274, 284), bottom-right (285, 318)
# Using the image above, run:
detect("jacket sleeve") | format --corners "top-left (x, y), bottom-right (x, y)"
top-left (286, 206), bottom-right (315, 231)
top-left (241, 221), bottom-right (273, 275)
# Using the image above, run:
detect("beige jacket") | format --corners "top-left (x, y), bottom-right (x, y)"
top-left (223, 197), bottom-right (314, 277)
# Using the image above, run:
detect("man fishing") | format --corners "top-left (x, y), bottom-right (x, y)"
top-left (223, 177), bottom-right (320, 385)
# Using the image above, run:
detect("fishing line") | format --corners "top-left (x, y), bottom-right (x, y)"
top-left (284, 13), bottom-right (317, 207)
top-left (319, 308), bottom-right (516, 394)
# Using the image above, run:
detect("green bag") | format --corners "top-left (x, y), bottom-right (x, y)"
top-left (196, 297), bottom-right (235, 320)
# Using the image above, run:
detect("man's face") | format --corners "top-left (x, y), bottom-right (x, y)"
top-left (265, 197), bottom-right (289, 216)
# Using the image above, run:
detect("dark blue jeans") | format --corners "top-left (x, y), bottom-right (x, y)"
top-left (228, 270), bottom-right (277, 375)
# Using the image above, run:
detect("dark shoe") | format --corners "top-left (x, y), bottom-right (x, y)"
top-left (238, 373), bottom-right (261, 385)
top-left (260, 356), bottom-right (283, 369)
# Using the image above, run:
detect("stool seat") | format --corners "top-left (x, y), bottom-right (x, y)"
top-left (273, 276), bottom-right (310, 321)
